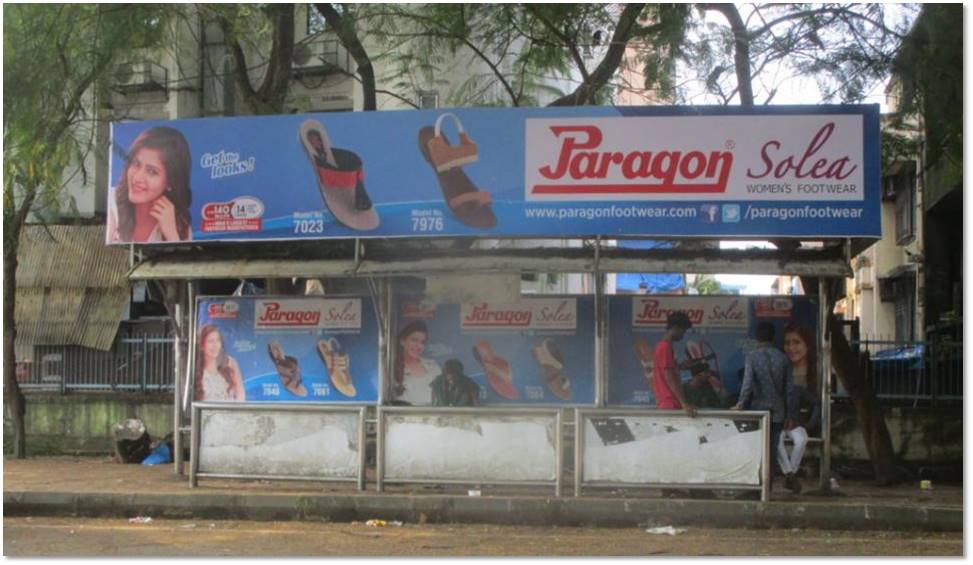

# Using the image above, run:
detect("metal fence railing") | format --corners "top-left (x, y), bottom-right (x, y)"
top-left (17, 335), bottom-right (176, 393)
top-left (841, 339), bottom-right (963, 406)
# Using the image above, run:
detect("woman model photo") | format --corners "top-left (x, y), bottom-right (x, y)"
top-left (778, 322), bottom-right (821, 493)
top-left (194, 324), bottom-right (246, 402)
top-left (108, 126), bottom-right (193, 243)
top-left (392, 321), bottom-right (441, 405)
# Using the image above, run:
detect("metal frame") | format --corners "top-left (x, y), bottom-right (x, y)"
top-left (190, 402), bottom-right (368, 489)
top-left (376, 406), bottom-right (564, 496)
top-left (818, 279), bottom-right (833, 492)
top-left (574, 408), bottom-right (771, 502)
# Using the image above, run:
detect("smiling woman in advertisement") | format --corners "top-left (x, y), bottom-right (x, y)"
top-left (393, 321), bottom-right (441, 405)
top-left (777, 322), bottom-right (821, 493)
top-left (108, 126), bottom-right (193, 243)
top-left (194, 324), bottom-right (245, 402)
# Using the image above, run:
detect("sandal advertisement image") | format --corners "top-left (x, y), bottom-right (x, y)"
top-left (607, 295), bottom-right (817, 406)
top-left (107, 105), bottom-right (880, 245)
top-left (393, 296), bottom-right (595, 406)
top-left (193, 296), bottom-right (379, 403)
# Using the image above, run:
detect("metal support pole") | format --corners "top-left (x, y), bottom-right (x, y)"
top-left (172, 302), bottom-right (182, 475)
top-left (176, 280), bottom-right (197, 477)
top-left (761, 413), bottom-right (770, 502)
top-left (594, 239), bottom-right (606, 406)
top-left (818, 280), bottom-right (833, 492)
top-left (358, 407), bottom-right (367, 491)
top-left (555, 409), bottom-right (563, 497)
top-left (574, 408), bottom-right (583, 497)
top-left (189, 403), bottom-right (200, 488)
top-left (375, 407), bottom-right (385, 492)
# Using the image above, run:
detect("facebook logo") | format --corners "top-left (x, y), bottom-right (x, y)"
top-left (700, 204), bottom-right (719, 223)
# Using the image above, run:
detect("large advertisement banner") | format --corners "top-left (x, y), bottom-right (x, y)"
top-left (607, 295), bottom-right (817, 406)
top-left (393, 296), bottom-right (595, 405)
top-left (107, 105), bottom-right (880, 244)
top-left (194, 296), bottom-right (379, 403)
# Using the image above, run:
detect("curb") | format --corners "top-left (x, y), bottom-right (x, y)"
top-left (3, 491), bottom-right (961, 532)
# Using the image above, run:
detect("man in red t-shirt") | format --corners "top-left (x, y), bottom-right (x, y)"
top-left (652, 311), bottom-right (697, 417)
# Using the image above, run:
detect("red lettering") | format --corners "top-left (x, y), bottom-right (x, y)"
top-left (539, 126), bottom-right (602, 180)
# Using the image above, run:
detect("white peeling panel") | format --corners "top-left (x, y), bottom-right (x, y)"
top-left (582, 415), bottom-right (762, 485)
top-left (198, 410), bottom-right (360, 478)
top-left (384, 413), bottom-right (557, 482)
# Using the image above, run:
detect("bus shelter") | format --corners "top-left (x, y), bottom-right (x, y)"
top-left (116, 104), bottom-right (880, 501)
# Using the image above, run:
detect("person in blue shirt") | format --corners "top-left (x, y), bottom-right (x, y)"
top-left (734, 321), bottom-right (798, 493)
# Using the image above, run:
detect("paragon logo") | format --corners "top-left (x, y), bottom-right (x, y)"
top-left (461, 299), bottom-right (577, 331)
top-left (633, 299), bottom-right (705, 326)
top-left (257, 302), bottom-right (321, 327)
top-left (463, 303), bottom-right (532, 327)
top-left (632, 297), bottom-right (748, 328)
top-left (530, 124), bottom-right (733, 195)
top-left (254, 299), bottom-right (362, 330)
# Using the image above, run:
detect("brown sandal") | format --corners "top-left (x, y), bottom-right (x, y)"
top-left (532, 338), bottom-right (571, 401)
top-left (268, 340), bottom-right (308, 397)
top-left (317, 338), bottom-right (356, 398)
top-left (472, 340), bottom-right (517, 400)
top-left (419, 115), bottom-right (497, 230)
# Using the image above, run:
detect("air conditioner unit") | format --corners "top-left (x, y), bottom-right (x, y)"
top-left (113, 61), bottom-right (167, 93)
top-left (292, 39), bottom-right (344, 76)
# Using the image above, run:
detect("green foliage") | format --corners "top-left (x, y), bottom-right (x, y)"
top-left (689, 274), bottom-right (723, 295)
top-left (3, 4), bottom-right (168, 239)
top-left (364, 4), bottom-right (659, 107)
top-left (890, 4), bottom-right (963, 170)
top-left (679, 4), bottom-right (919, 105)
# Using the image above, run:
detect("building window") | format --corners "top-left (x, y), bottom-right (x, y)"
top-left (894, 170), bottom-right (915, 244)
top-left (418, 90), bottom-right (439, 109)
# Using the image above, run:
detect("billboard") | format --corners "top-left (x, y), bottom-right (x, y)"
top-left (607, 295), bottom-right (817, 406)
top-left (107, 105), bottom-right (880, 244)
top-left (194, 296), bottom-right (379, 403)
top-left (393, 296), bottom-right (595, 406)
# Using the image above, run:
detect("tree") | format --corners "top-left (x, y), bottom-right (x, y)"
top-left (688, 274), bottom-right (724, 295)
top-left (3, 4), bottom-right (167, 458)
top-left (689, 3), bottom-right (919, 485)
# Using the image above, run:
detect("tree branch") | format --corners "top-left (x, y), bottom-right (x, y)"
top-left (315, 3), bottom-right (377, 111)
top-left (701, 3), bottom-right (754, 106)
top-left (548, 3), bottom-right (646, 106)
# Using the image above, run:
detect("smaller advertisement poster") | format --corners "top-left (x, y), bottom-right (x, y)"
top-left (393, 296), bottom-right (595, 406)
top-left (194, 296), bottom-right (379, 403)
top-left (607, 295), bottom-right (816, 407)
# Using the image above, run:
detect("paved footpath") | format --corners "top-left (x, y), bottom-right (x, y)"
top-left (3, 457), bottom-right (962, 532)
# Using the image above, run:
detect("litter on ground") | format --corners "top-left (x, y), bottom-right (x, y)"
top-left (645, 526), bottom-right (685, 536)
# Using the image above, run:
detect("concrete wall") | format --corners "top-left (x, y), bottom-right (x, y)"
top-left (830, 404), bottom-right (962, 466)
top-left (3, 394), bottom-right (173, 456)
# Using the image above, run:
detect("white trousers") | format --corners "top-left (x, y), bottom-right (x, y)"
top-left (777, 426), bottom-right (809, 475)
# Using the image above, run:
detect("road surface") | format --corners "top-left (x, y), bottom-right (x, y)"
top-left (3, 517), bottom-right (962, 557)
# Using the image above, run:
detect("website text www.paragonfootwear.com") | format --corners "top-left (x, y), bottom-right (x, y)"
top-left (524, 205), bottom-right (698, 221)
top-left (523, 204), bottom-right (865, 222)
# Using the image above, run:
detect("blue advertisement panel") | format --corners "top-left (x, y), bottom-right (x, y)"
top-left (392, 296), bottom-right (595, 406)
top-left (194, 296), bottom-right (379, 403)
top-left (107, 105), bottom-right (880, 244)
top-left (607, 295), bottom-right (817, 406)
